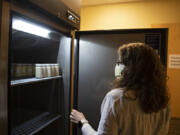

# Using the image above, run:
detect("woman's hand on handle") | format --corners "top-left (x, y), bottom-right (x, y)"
top-left (70, 109), bottom-right (86, 123)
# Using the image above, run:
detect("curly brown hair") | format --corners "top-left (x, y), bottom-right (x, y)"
top-left (113, 43), bottom-right (169, 113)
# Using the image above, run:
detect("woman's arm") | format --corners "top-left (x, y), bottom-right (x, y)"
top-left (81, 123), bottom-right (97, 135)
top-left (97, 94), bottom-right (119, 135)
top-left (70, 109), bottom-right (97, 135)
top-left (70, 93), bottom-right (119, 135)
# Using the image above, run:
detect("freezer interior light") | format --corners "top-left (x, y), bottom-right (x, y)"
top-left (12, 18), bottom-right (51, 38)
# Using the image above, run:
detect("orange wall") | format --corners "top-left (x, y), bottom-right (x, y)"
top-left (81, 0), bottom-right (180, 117)
top-left (81, 0), bottom-right (180, 30)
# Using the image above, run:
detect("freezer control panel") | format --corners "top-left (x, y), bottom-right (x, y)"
top-left (67, 10), bottom-right (80, 24)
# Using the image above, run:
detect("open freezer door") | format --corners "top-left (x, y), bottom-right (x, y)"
top-left (73, 29), bottom-right (167, 135)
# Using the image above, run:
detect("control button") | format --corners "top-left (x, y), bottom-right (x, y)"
top-left (72, 16), bottom-right (75, 21)
top-left (68, 15), bottom-right (73, 20)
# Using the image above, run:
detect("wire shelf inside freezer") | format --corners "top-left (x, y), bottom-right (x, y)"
top-left (11, 112), bottom-right (61, 135)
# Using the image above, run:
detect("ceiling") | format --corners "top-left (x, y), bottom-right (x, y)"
top-left (82, 0), bottom-right (151, 6)
top-left (62, 0), bottom-right (81, 15)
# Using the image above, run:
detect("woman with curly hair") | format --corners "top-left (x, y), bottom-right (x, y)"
top-left (70, 43), bottom-right (170, 135)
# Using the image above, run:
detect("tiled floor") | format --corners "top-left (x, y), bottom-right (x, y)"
top-left (168, 118), bottom-right (180, 135)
